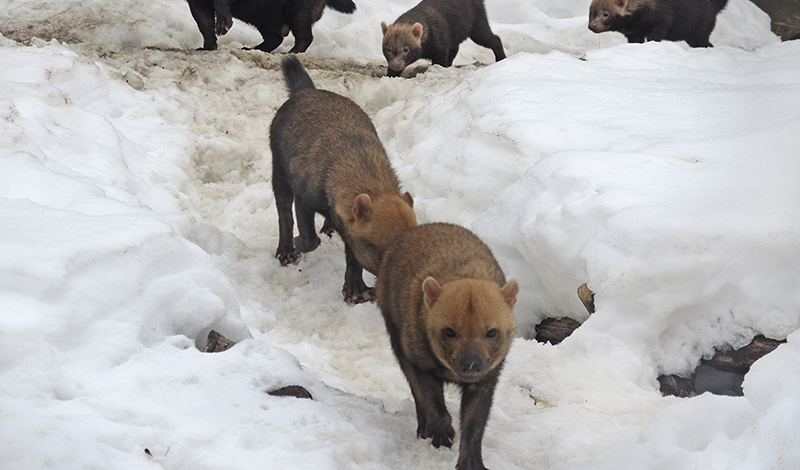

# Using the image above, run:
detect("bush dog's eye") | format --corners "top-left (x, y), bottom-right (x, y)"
top-left (444, 327), bottom-right (456, 338)
top-left (486, 329), bottom-right (498, 338)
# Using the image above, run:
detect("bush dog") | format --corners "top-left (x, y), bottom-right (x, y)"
top-left (376, 223), bottom-right (519, 470)
top-left (187, 0), bottom-right (356, 52)
top-left (270, 56), bottom-right (416, 304)
top-left (588, 0), bottom-right (729, 47)
top-left (380, 0), bottom-right (506, 77)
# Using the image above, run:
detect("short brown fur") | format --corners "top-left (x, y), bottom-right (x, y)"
top-left (589, 0), bottom-right (728, 47)
top-left (271, 56), bottom-right (416, 303)
top-left (377, 223), bottom-right (518, 470)
top-left (380, 0), bottom-right (505, 77)
top-left (187, 0), bottom-right (356, 53)
top-left (590, 0), bottom-right (655, 16)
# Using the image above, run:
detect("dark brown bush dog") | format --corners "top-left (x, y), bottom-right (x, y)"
top-left (187, 0), bottom-right (356, 52)
top-left (588, 0), bottom-right (728, 47)
top-left (270, 56), bottom-right (416, 304)
top-left (380, 0), bottom-right (505, 77)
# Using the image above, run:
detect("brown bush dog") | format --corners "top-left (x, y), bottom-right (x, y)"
top-left (187, 0), bottom-right (356, 53)
top-left (588, 0), bottom-right (729, 47)
top-left (380, 0), bottom-right (505, 77)
top-left (270, 56), bottom-right (416, 304)
top-left (377, 223), bottom-right (519, 470)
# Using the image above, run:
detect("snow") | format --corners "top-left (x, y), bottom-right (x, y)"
top-left (0, 0), bottom-right (798, 469)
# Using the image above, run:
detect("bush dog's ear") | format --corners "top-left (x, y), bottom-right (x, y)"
top-left (352, 194), bottom-right (372, 223)
top-left (500, 279), bottom-right (519, 309)
top-left (411, 23), bottom-right (424, 40)
top-left (402, 191), bottom-right (414, 208)
top-left (423, 276), bottom-right (443, 309)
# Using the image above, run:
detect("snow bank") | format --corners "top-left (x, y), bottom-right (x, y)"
top-left (0, 0), bottom-right (778, 56)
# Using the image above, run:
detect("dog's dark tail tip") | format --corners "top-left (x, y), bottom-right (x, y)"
top-left (326, 0), bottom-right (356, 14)
top-left (281, 55), bottom-right (316, 95)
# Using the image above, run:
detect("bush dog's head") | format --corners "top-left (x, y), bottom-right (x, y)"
top-left (589, 0), bottom-right (628, 33)
top-left (423, 277), bottom-right (519, 383)
top-left (381, 21), bottom-right (424, 74)
top-left (346, 192), bottom-right (416, 274)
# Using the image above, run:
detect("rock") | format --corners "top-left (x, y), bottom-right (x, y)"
top-left (694, 364), bottom-right (744, 397)
top-left (123, 71), bottom-right (145, 90)
top-left (267, 385), bottom-right (313, 400)
top-left (205, 330), bottom-right (237, 353)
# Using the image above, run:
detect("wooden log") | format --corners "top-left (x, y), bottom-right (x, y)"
top-left (701, 335), bottom-right (785, 374)
top-left (657, 374), bottom-right (696, 398)
top-left (534, 317), bottom-right (582, 345)
top-left (659, 335), bottom-right (785, 397)
top-left (577, 283), bottom-right (595, 314)
top-left (532, 284), bottom-right (594, 344)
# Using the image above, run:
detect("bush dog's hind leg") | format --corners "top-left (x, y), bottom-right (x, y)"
top-left (253, 31), bottom-right (285, 52)
top-left (188, 0), bottom-right (218, 50)
top-left (288, 10), bottom-right (315, 53)
top-left (273, 167), bottom-right (300, 265)
top-left (469, 9), bottom-right (506, 62)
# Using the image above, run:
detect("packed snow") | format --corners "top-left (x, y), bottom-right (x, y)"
top-left (1, 0), bottom-right (798, 469)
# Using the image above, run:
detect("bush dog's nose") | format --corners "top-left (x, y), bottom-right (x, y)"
top-left (461, 358), bottom-right (482, 375)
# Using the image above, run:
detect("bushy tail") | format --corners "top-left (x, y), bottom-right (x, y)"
top-left (326, 0), bottom-right (356, 14)
top-left (711, 0), bottom-right (729, 13)
top-left (282, 55), bottom-right (315, 95)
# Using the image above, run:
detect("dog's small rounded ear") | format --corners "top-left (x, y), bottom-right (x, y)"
top-left (402, 191), bottom-right (414, 208)
top-left (422, 277), bottom-right (443, 309)
top-left (500, 279), bottom-right (519, 309)
top-left (352, 194), bottom-right (372, 223)
top-left (412, 23), bottom-right (424, 40)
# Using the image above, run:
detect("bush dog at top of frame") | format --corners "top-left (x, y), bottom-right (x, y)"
top-left (187, 0), bottom-right (356, 52)
top-left (270, 55), bottom-right (417, 304)
top-left (381, 0), bottom-right (506, 77)
top-left (588, 0), bottom-right (729, 47)
top-left (376, 222), bottom-right (519, 470)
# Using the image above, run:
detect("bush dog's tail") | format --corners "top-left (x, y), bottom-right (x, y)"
top-left (326, 0), bottom-right (356, 14)
top-left (281, 55), bottom-right (316, 96)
